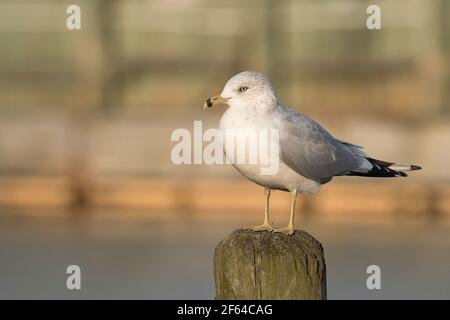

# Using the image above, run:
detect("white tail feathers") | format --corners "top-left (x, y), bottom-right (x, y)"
top-left (388, 163), bottom-right (422, 172)
top-left (346, 158), bottom-right (421, 178)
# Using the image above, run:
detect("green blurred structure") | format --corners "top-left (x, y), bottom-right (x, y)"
top-left (0, 0), bottom-right (449, 118)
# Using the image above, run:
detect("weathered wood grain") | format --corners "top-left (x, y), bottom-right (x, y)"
top-left (214, 229), bottom-right (327, 300)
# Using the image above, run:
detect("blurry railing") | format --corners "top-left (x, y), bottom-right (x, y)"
top-left (0, 0), bottom-right (448, 116)
top-left (0, 0), bottom-right (449, 217)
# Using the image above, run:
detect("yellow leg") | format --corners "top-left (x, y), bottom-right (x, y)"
top-left (273, 189), bottom-right (297, 236)
top-left (244, 188), bottom-right (273, 232)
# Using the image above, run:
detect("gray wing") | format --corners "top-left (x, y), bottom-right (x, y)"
top-left (277, 107), bottom-right (364, 184)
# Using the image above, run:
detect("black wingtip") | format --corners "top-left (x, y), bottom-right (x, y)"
top-left (410, 165), bottom-right (422, 171)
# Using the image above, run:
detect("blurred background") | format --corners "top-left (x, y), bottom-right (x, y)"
top-left (0, 0), bottom-right (450, 299)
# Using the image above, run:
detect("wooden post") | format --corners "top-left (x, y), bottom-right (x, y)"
top-left (214, 229), bottom-right (327, 300)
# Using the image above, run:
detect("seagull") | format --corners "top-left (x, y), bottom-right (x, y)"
top-left (204, 71), bottom-right (421, 235)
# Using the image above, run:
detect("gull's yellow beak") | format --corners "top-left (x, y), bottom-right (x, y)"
top-left (203, 95), bottom-right (230, 110)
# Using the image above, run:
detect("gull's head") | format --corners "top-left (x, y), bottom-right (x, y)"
top-left (204, 71), bottom-right (276, 110)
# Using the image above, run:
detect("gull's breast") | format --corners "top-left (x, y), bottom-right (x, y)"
top-left (231, 162), bottom-right (321, 194)
top-left (219, 107), bottom-right (321, 194)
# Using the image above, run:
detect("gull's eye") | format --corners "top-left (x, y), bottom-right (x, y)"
top-left (239, 86), bottom-right (249, 92)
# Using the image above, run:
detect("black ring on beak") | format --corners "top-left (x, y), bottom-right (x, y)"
top-left (206, 98), bottom-right (213, 108)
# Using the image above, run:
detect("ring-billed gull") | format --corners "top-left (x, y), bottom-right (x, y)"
top-left (204, 71), bottom-right (421, 235)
